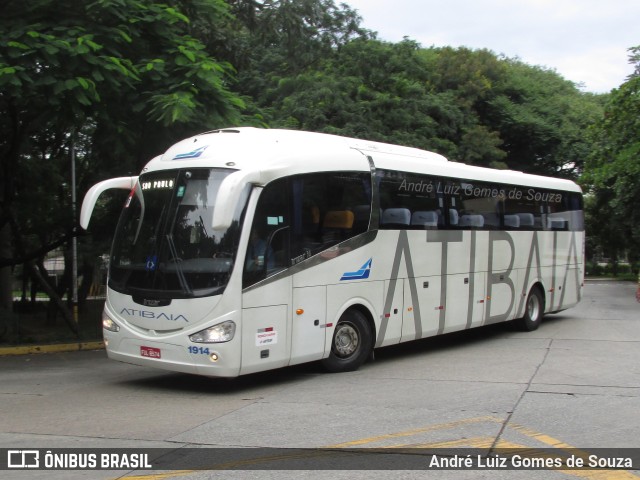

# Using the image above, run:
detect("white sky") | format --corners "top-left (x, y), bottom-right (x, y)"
top-left (344, 0), bottom-right (639, 93)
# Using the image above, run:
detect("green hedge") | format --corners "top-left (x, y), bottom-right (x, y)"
top-left (586, 262), bottom-right (639, 279)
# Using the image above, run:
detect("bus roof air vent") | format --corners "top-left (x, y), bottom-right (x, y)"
top-left (197, 128), bottom-right (241, 136)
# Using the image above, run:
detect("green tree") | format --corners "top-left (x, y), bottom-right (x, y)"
top-left (483, 59), bottom-right (603, 177)
top-left (265, 39), bottom-right (450, 149)
top-left (583, 46), bottom-right (640, 268)
top-left (231, 0), bottom-right (369, 100)
top-left (263, 40), bottom-right (473, 156)
top-left (0, 0), bottom-right (245, 323)
top-left (425, 46), bottom-right (508, 167)
top-left (256, 37), bottom-right (601, 176)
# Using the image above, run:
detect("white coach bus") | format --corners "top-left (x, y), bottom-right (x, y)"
top-left (81, 128), bottom-right (584, 377)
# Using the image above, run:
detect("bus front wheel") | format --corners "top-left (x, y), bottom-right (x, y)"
top-left (322, 309), bottom-right (373, 373)
top-left (515, 287), bottom-right (544, 331)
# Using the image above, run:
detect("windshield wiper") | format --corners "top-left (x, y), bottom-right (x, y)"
top-left (165, 234), bottom-right (193, 296)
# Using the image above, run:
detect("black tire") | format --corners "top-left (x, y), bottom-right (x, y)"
top-left (515, 287), bottom-right (544, 331)
top-left (322, 309), bottom-right (373, 373)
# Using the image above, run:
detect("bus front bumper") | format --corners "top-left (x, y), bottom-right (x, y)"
top-left (103, 331), bottom-right (241, 378)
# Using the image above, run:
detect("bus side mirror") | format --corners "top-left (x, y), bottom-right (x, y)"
top-left (212, 170), bottom-right (261, 230)
top-left (80, 176), bottom-right (138, 229)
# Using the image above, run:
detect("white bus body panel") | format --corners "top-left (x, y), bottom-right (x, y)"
top-left (101, 219), bottom-right (583, 379)
top-left (290, 286), bottom-right (327, 365)
top-left (103, 293), bottom-right (243, 377)
top-left (87, 128), bottom-right (584, 378)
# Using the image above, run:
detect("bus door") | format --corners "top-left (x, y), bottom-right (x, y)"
top-left (240, 182), bottom-right (292, 375)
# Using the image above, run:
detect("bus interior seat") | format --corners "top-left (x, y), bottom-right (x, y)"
top-left (547, 218), bottom-right (568, 231)
top-left (504, 214), bottom-right (520, 229)
top-left (381, 208), bottom-right (411, 228)
top-left (516, 213), bottom-right (535, 228)
top-left (310, 206), bottom-right (320, 225)
top-left (323, 210), bottom-right (354, 229)
top-left (483, 213), bottom-right (500, 228)
top-left (322, 210), bottom-right (354, 243)
top-left (459, 214), bottom-right (484, 228)
top-left (411, 211), bottom-right (438, 228)
top-left (449, 209), bottom-right (459, 226)
top-left (351, 204), bottom-right (371, 232)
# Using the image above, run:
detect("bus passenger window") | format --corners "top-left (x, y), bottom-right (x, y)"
top-left (290, 172), bottom-right (371, 261)
top-left (455, 181), bottom-right (503, 230)
top-left (377, 170), bottom-right (443, 230)
top-left (546, 191), bottom-right (584, 231)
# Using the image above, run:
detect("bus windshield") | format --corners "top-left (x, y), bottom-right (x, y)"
top-left (109, 168), bottom-right (244, 299)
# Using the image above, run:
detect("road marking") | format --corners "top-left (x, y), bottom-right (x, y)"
top-left (121, 471), bottom-right (193, 480)
top-left (506, 424), bottom-right (640, 480)
top-left (116, 416), bottom-right (639, 479)
top-left (326, 415), bottom-right (501, 448)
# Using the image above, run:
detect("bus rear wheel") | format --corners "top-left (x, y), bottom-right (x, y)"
top-left (515, 287), bottom-right (544, 331)
top-left (322, 309), bottom-right (373, 373)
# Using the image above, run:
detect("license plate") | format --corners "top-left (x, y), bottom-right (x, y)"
top-left (140, 346), bottom-right (161, 359)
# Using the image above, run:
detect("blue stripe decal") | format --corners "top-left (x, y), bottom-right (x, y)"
top-left (173, 145), bottom-right (208, 160)
top-left (340, 259), bottom-right (372, 281)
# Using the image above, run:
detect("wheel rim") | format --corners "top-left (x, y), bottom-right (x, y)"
top-left (527, 293), bottom-right (541, 321)
top-left (333, 322), bottom-right (360, 358)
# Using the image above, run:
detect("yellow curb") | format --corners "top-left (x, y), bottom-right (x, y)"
top-left (0, 341), bottom-right (105, 356)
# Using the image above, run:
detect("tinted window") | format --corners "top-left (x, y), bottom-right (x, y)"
top-left (451, 180), bottom-right (504, 230)
top-left (291, 172), bottom-right (372, 261)
top-left (546, 191), bottom-right (584, 231)
top-left (502, 186), bottom-right (544, 230)
top-left (377, 170), bottom-right (444, 229)
top-left (110, 168), bottom-right (245, 298)
top-left (243, 179), bottom-right (290, 288)
top-left (374, 170), bottom-right (583, 232)
top-left (243, 172), bottom-right (372, 288)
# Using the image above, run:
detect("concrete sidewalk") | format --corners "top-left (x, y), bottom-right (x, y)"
top-left (0, 340), bottom-right (104, 356)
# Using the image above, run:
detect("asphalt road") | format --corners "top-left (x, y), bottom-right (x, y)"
top-left (1, 280), bottom-right (639, 479)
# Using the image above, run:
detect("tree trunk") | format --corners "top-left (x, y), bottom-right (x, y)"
top-left (0, 223), bottom-right (13, 339)
top-left (0, 223), bottom-right (12, 311)
top-left (30, 259), bottom-right (78, 336)
top-left (7, 210), bottom-right (79, 337)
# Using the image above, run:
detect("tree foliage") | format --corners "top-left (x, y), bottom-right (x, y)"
top-left (0, 0), bottom-right (247, 315)
top-left (0, 0), bottom-right (246, 234)
top-left (0, 0), bottom-right (622, 322)
top-left (582, 46), bottom-right (640, 265)
top-left (250, 35), bottom-right (601, 175)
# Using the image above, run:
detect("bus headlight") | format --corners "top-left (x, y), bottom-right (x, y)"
top-left (189, 320), bottom-right (236, 343)
top-left (102, 312), bottom-right (120, 332)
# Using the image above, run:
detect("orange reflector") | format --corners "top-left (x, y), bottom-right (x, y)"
top-left (407, 307), bottom-right (413, 312)
top-left (296, 309), bottom-right (304, 315)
